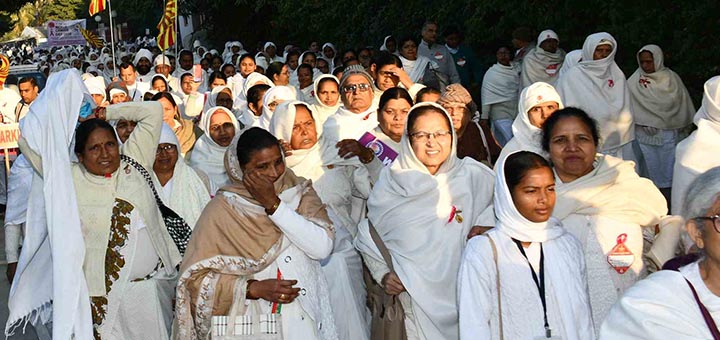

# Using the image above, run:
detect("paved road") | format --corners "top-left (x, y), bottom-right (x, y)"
top-left (1, 216), bottom-right (40, 339)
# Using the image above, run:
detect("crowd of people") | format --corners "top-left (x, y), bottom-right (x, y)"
top-left (1, 19), bottom-right (719, 340)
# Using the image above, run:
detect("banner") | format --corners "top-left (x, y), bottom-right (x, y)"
top-left (157, 0), bottom-right (177, 50)
top-left (358, 131), bottom-right (399, 166)
top-left (0, 123), bottom-right (20, 149)
top-left (47, 19), bottom-right (87, 47)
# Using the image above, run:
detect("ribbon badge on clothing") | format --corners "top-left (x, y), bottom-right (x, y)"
top-left (608, 79), bottom-right (615, 88)
top-left (607, 233), bottom-right (634, 274)
top-left (456, 58), bottom-right (466, 67)
top-left (639, 77), bottom-right (652, 89)
top-left (448, 205), bottom-right (463, 224)
top-left (545, 63), bottom-right (559, 76)
top-left (434, 52), bottom-right (444, 60)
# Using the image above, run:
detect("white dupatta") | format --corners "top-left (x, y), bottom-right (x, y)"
top-left (481, 62), bottom-right (520, 105)
top-left (399, 54), bottom-right (431, 83)
top-left (309, 74), bottom-right (341, 133)
top-left (628, 44), bottom-right (695, 130)
top-left (268, 101), bottom-right (325, 182)
top-left (521, 30), bottom-right (566, 87)
top-left (188, 106), bottom-right (240, 188)
top-left (355, 103), bottom-right (495, 340)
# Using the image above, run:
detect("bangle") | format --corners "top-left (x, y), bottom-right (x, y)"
top-left (265, 199), bottom-right (280, 215)
top-left (246, 279), bottom-right (258, 299)
top-left (360, 148), bottom-right (374, 164)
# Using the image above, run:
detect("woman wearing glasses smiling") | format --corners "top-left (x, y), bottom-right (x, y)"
top-left (356, 102), bottom-right (495, 339)
top-left (601, 166), bottom-right (720, 339)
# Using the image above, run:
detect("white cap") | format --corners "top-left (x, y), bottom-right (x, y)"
top-left (154, 55), bottom-right (170, 66)
top-left (537, 29), bottom-right (559, 45)
top-left (84, 76), bottom-right (107, 99)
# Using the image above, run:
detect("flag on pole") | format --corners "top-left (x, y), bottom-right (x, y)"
top-left (79, 26), bottom-right (104, 48)
top-left (89, 0), bottom-right (107, 16)
top-left (157, 0), bottom-right (177, 51)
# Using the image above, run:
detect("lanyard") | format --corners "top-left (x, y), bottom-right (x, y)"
top-left (512, 239), bottom-right (551, 338)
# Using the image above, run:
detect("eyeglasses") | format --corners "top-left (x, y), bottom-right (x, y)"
top-left (342, 83), bottom-right (372, 93)
top-left (694, 214), bottom-right (720, 233)
top-left (156, 144), bottom-right (177, 154)
top-left (409, 130), bottom-right (452, 142)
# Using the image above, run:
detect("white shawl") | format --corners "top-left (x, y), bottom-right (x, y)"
top-left (155, 124), bottom-right (211, 228)
top-left (486, 151), bottom-right (594, 339)
top-left (355, 103), bottom-right (495, 340)
top-left (268, 101), bottom-right (325, 182)
top-left (188, 106), bottom-right (240, 188)
top-left (672, 75), bottom-right (720, 215)
top-left (258, 85), bottom-right (297, 130)
top-left (628, 44), bottom-right (695, 129)
top-left (320, 105), bottom-right (378, 166)
top-left (556, 33), bottom-right (634, 151)
top-left (481, 63), bottom-right (520, 105)
top-left (499, 82), bottom-right (563, 162)
top-left (202, 85), bottom-right (234, 114)
top-left (557, 49), bottom-right (582, 80)
top-left (399, 54), bottom-right (431, 84)
top-left (309, 74), bottom-right (341, 134)
top-left (7, 70), bottom-right (94, 339)
top-left (521, 30), bottom-right (566, 87)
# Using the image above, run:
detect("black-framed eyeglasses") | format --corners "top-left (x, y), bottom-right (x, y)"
top-left (694, 215), bottom-right (720, 233)
top-left (342, 83), bottom-right (371, 94)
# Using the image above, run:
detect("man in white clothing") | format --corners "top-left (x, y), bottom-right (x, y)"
top-left (154, 54), bottom-right (180, 92)
top-left (119, 62), bottom-right (150, 102)
top-left (417, 21), bottom-right (461, 87)
top-left (133, 48), bottom-right (155, 83)
top-left (173, 49), bottom-right (207, 92)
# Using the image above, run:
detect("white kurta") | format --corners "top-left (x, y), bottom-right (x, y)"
top-left (600, 261), bottom-right (720, 339)
top-left (458, 230), bottom-right (593, 340)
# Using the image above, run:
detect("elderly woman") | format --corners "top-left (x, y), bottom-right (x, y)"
top-left (269, 101), bottom-right (370, 340)
top-left (542, 107), bottom-right (668, 332)
top-left (187, 106), bottom-right (240, 188)
top-left (458, 151), bottom-right (594, 339)
top-left (498, 81), bottom-right (564, 162)
top-left (673, 76), bottom-right (720, 216)
top-left (397, 36), bottom-right (432, 84)
top-left (629, 45), bottom-right (695, 202)
top-left (481, 46), bottom-right (520, 147)
top-left (153, 124), bottom-right (214, 226)
top-left (600, 166), bottom-right (720, 339)
top-left (556, 32), bottom-right (636, 161)
top-left (152, 91), bottom-right (202, 156)
top-left (439, 83), bottom-right (499, 167)
top-left (355, 102), bottom-right (495, 340)
top-left (174, 128), bottom-right (337, 340)
top-left (309, 74), bottom-right (341, 131)
top-left (267, 61), bottom-right (291, 86)
top-left (8, 70), bottom-right (180, 339)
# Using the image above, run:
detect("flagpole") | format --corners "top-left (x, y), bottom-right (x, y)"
top-left (174, 0), bottom-right (179, 57)
top-left (108, 0), bottom-right (117, 79)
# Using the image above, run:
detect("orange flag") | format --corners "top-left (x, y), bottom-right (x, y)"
top-left (156, 0), bottom-right (177, 51)
top-left (89, 0), bottom-right (107, 16)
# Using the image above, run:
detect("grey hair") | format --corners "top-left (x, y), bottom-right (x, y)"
top-left (683, 167), bottom-right (720, 230)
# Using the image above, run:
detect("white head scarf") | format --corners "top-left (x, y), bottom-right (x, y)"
top-left (309, 74), bottom-right (340, 131)
top-left (156, 123), bottom-right (211, 225)
top-left (259, 85), bottom-right (296, 129)
top-left (379, 35), bottom-right (394, 52)
top-left (555, 32), bottom-right (634, 150)
top-left (521, 29), bottom-right (566, 87)
top-left (188, 107), bottom-right (240, 188)
top-left (84, 75), bottom-right (107, 102)
top-left (356, 102), bottom-right (495, 340)
top-left (501, 82), bottom-right (563, 160)
top-left (627, 44), bottom-right (695, 129)
top-left (203, 85), bottom-right (234, 113)
top-left (557, 49), bottom-right (581, 79)
top-left (268, 101), bottom-right (324, 179)
top-left (481, 60), bottom-right (520, 105)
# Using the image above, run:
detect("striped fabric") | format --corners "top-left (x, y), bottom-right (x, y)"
top-left (88, 0), bottom-right (106, 16)
top-left (156, 0), bottom-right (177, 51)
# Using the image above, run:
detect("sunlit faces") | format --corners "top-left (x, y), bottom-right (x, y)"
top-left (401, 40), bottom-right (418, 60)
top-left (340, 74), bottom-right (373, 113)
top-left (77, 128), bottom-right (121, 176)
top-left (18, 81), bottom-right (38, 104)
top-left (496, 47), bottom-right (512, 66)
top-left (239, 56), bottom-right (256, 77)
top-left (286, 54), bottom-right (299, 71)
top-left (510, 167), bottom-right (556, 223)
top-left (110, 91), bottom-right (128, 104)
top-left (211, 77), bottom-right (227, 89)
top-left (153, 143), bottom-right (178, 174)
top-left (119, 66), bottom-right (136, 85)
top-left (442, 104), bottom-right (470, 132)
top-left (274, 65), bottom-right (290, 85)
top-left (539, 38), bottom-right (559, 54)
top-left (241, 145), bottom-right (285, 183)
top-left (91, 94), bottom-right (105, 106)
top-left (290, 105), bottom-right (318, 150)
top-left (379, 99), bottom-right (411, 142)
top-left (547, 116), bottom-right (597, 183)
top-left (639, 51), bottom-right (655, 73)
top-left (208, 109), bottom-right (236, 147)
top-left (157, 97), bottom-right (177, 126)
top-left (152, 77), bottom-right (167, 92)
top-left (527, 101), bottom-right (559, 128)
top-left (297, 67), bottom-right (313, 89)
top-left (593, 43), bottom-right (613, 60)
top-left (181, 75), bottom-right (194, 94)
top-left (409, 109), bottom-right (453, 175)
top-left (376, 65), bottom-right (400, 91)
top-left (155, 64), bottom-right (171, 77)
top-left (317, 79), bottom-right (339, 107)
top-left (222, 64), bottom-right (236, 78)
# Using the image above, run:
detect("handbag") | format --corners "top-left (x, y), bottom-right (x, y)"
top-left (365, 220), bottom-right (407, 340)
top-left (211, 299), bottom-right (284, 340)
top-left (486, 234), bottom-right (504, 340)
top-left (120, 154), bottom-right (193, 255)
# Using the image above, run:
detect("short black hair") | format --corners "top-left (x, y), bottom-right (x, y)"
top-left (236, 127), bottom-right (280, 168)
top-left (265, 61), bottom-right (285, 81)
top-left (18, 76), bottom-right (38, 87)
top-left (297, 63), bottom-right (313, 74)
top-left (238, 53), bottom-right (254, 65)
top-left (119, 62), bottom-right (135, 71)
top-left (415, 86), bottom-right (441, 103)
top-left (379, 87), bottom-right (413, 111)
top-left (541, 107), bottom-right (600, 152)
top-left (504, 151), bottom-right (552, 192)
top-left (209, 71), bottom-right (227, 83)
top-left (372, 51), bottom-right (402, 70)
top-left (151, 91), bottom-right (177, 107)
top-left (179, 50), bottom-right (193, 58)
top-left (247, 84), bottom-right (272, 107)
top-left (286, 50), bottom-right (300, 59)
top-left (74, 118), bottom-right (116, 154)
